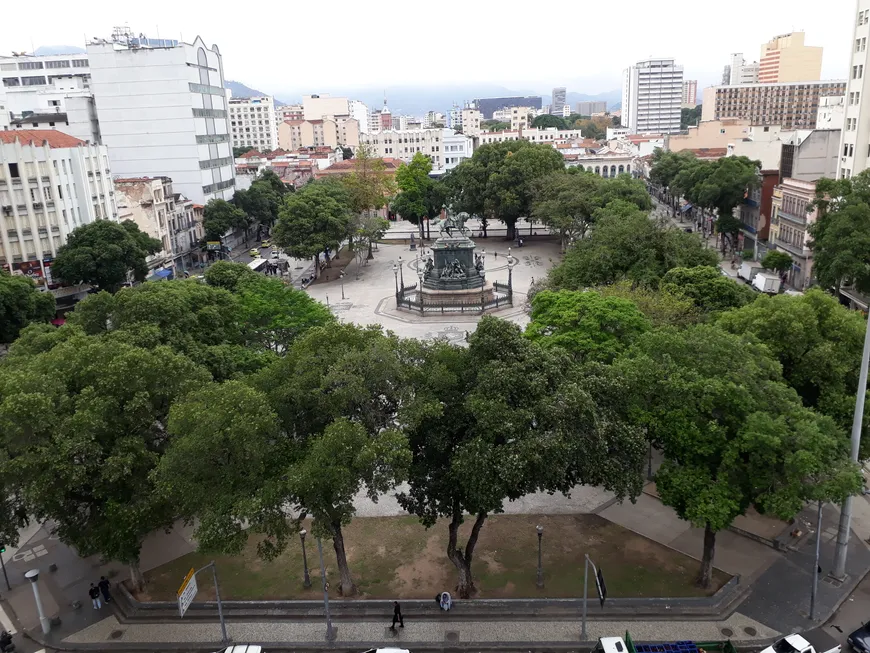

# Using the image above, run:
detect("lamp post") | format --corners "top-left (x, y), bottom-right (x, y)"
top-left (479, 249), bottom-right (486, 312)
top-left (810, 501), bottom-right (823, 620)
top-left (300, 529), bottom-right (312, 589)
top-left (393, 263), bottom-right (399, 297)
top-left (417, 264), bottom-right (424, 314)
top-left (316, 537), bottom-right (336, 641)
top-left (536, 525), bottom-right (544, 589)
top-left (24, 569), bottom-right (49, 635)
top-left (398, 256), bottom-right (404, 289)
top-left (340, 270), bottom-right (346, 301)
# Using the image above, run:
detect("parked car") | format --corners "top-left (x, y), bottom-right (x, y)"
top-left (261, 240), bottom-right (271, 248)
top-left (249, 249), bottom-right (260, 257)
top-left (761, 631), bottom-right (841, 653)
top-left (849, 622), bottom-right (870, 652)
top-left (217, 646), bottom-right (263, 653)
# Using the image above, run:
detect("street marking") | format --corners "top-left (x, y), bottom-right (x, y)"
top-left (0, 603), bottom-right (17, 634)
top-left (11, 544), bottom-right (48, 562)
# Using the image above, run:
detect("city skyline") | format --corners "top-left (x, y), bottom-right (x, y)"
top-left (0, 0), bottom-right (852, 96)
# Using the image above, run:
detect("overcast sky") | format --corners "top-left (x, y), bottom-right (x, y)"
top-left (1, 0), bottom-right (854, 96)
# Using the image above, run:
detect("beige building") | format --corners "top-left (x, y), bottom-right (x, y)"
top-left (768, 177), bottom-right (818, 289)
top-left (667, 119), bottom-right (752, 152)
top-left (114, 176), bottom-right (201, 274)
top-left (759, 32), bottom-right (823, 84)
top-left (277, 118), bottom-right (360, 150)
top-left (509, 106), bottom-right (534, 131)
top-left (682, 80), bottom-right (698, 107)
top-left (274, 104), bottom-right (303, 126)
top-left (302, 94), bottom-right (350, 121)
top-left (461, 108), bottom-right (482, 136)
top-left (701, 80), bottom-right (847, 129)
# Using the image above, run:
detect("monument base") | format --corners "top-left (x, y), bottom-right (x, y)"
top-left (419, 282), bottom-right (494, 306)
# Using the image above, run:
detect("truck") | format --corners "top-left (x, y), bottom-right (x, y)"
top-left (738, 260), bottom-right (765, 282)
top-left (760, 630), bottom-right (841, 653)
top-left (752, 271), bottom-right (782, 294)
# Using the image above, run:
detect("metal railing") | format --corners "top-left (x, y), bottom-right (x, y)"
top-left (395, 281), bottom-right (514, 314)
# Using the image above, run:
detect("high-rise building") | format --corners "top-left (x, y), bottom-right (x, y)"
top-left (275, 104), bottom-right (303, 125)
top-left (551, 87), bottom-right (567, 115)
top-left (460, 107), bottom-right (481, 136)
top-left (0, 130), bottom-right (115, 276)
top-left (839, 1), bottom-right (870, 179)
top-left (681, 80), bottom-right (698, 107)
top-left (622, 58), bottom-right (683, 134)
top-left (701, 80), bottom-right (846, 129)
top-left (87, 35), bottom-right (235, 205)
top-left (575, 101), bottom-right (607, 116)
top-left (726, 53), bottom-right (760, 85)
top-left (758, 32), bottom-right (823, 84)
top-left (228, 96), bottom-right (278, 151)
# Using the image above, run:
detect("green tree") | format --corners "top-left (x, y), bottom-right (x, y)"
top-left (203, 260), bottom-right (257, 292)
top-left (235, 182), bottom-right (281, 230)
top-left (649, 149), bottom-right (698, 209)
top-left (340, 146), bottom-right (354, 160)
top-left (354, 213), bottom-right (390, 261)
top-left (52, 220), bottom-right (162, 293)
top-left (762, 250), bottom-right (794, 275)
top-left (597, 281), bottom-right (700, 328)
top-left (203, 198), bottom-right (248, 242)
top-left (680, 106), bottom-right (702, 129)
top-left (614, 325), bottom-right (862, 587)
top-left (0, 273), bottom-right (55, 344)
top-left (549, 203), bottom-right (718, 289)
top-left (448, 140), bottom-right (565, 241)
top-left (235, 276), bottom-right (334, 353)
top-left (717, 289), bottom-right (869, 450)
top-left (273, 182), bottom-right (352, 278)
top-left (255, 169), bottom-right (289, 198)
top-left (342, 144), bottom-right (396, 218)
top-left (660, 266), bottom-right (756, 315)
top-left (532, 172), bottom-right (600, 251)
top-left (807, 171), bottom-right (870, 292)
top-left (0, 333), bottom-right (210, 589)
top-left (399, 317), bottom-right (646, 597)
top-left (525, 290), bottom-right (651, 362)
top-left (481, 120), bottom-right (510, 131)
top-left (394, 152), bottom-right (434, 238)
top-left (233, 146), bottom-right (255, 158)
top-left (574, 116), bottom-right (611, 140)
top-left (531, 114), bottom-right (568, 130)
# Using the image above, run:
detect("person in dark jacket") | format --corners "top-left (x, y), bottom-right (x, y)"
top-left (390, 601), bottom-right (404, 629)
top-left (98, 576), bottom-right (112, 603)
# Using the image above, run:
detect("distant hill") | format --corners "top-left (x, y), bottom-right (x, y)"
top-left (33, 45), bottom-right (86, 56)
top-left (225, 80), bottom-right (290, 105)
top-left (561, 90), bottom-right (622, 112)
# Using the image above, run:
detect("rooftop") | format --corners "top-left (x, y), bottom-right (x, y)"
top-left (11, 113), bottom-right (69, 125)
top-left (0, 129), bottom-right (86, 149)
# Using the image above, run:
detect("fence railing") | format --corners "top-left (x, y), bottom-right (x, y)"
top-left (396, 281), bottom-right (513, 314)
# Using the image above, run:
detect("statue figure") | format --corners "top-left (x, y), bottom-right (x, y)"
top-left (474, 253), bottom-right (484, 272)
top-left (439, 258), bottom-right (467, 279)
top-left (438, 212), bottom-right (469, 237)
top-left (424, 257), bottom-right (434, 276)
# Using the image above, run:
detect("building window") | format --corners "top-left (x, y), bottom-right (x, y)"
top-left (20, 76), bottom-right (46, 86)
top-left (18, 61), bottom-right (44, 70)
top-left (71, 59), bottom-right (89, 68)
top-left (45, 60), bottom-right (70, 69)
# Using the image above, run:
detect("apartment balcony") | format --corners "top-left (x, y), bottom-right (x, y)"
top-left (777, 208), bottom-right (808, 227)
top-left (772, 236), bottom-right (807, 258)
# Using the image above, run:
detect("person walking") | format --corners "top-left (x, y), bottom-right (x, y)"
top-left (390, 601), bottom-right (404, 630)
top-left (98, 576), bottom-right (112, 603)
top-left (88, 583), bottom-right (101, 609)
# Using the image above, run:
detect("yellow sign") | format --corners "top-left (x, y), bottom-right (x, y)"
top-left (177, 567), bottom-right (198, 618)
top-left (177, 567), bottom-right (195, 597)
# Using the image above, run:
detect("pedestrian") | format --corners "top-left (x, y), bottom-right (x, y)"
top-left (390, 600), bottom-right (404, 630)
top-left (439, 591), bottom-right (452, 611)
top-left (88, 583), bottom-right (101, 609)
top-left (98, 575), bottom-right (112, 603)
top-left (494, 251), bottom-right (497, 259)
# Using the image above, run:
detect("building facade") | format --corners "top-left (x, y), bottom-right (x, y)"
top-left (575, 101), bottom-right (607, 116)
top-left (277, 118), bottom-right (360, 150)
top-left (780, 128), bottom-right (841, 181)
top-left (359, 128), bottom-right (471, 172)
top-left (473, 96), bottom-right (543, 119)
top-left (0, 130), bottom-right (116, 283)
top-left (839, 0), bottom-right (870, 179)
top-left (460, 108), bottom-right (481, 136)
top-left (551, 87), bottom-right (567, 115)
top-left (87, 35), bottom-right (235, 205)
top-left (114, 176), bottom-right (200, 274)
top-left (701, 80), bottom-right (847, 129)
top-left (682, 80), bottom-right (698, 107)
top-left (229, 96), bottom-right (278, 151)
top-left (622, 58), bottom-right (683, 134)
top-left (726, 53), bottom-right (760, 85)
top-left (768, 177), bottom-right (818, 289)
top-left (509, 106), bottom-right (534, 131)
top-left (759, 32), bottom-right (823, 84)
top-left (274, 104), bottom-right (303, 125)
top-left (734, 169), bottom-right (779, 260)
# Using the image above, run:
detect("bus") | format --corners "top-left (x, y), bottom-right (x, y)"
top-left (247, 258), bottom-right (268, 273)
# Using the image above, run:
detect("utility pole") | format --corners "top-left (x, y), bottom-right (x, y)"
top-left (833, 311), bottom-right (870, 578)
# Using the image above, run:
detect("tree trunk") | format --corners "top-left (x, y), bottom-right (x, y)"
top-left (312, 254), bottom-right (319, 279)
top-left (481, 218), bottom-right (488, 238)
top-left (697, 523), bottom-right (716, 589)
top-left (331, 521), bottom-right (357, 596)
top-left (367, 239), bottom-right (374, 260)
top-left (129, 559), bottom-right (146, 593)
top-left (446, 509), bottom-right (487, 599)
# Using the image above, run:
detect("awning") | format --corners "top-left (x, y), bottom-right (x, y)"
top-left (680, 203), bottom-right (693, 213)
top-left (149, 268), bottom-right (173, 280)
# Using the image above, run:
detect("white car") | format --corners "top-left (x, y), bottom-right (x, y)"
top-left (362, 649), bottom-right (410, 653)
top-left (219, 646), bottom-right (263, 653)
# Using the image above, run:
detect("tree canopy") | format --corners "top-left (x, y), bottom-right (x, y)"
top-left (52, 220), bottom-right (162, 293)
top-left (614, 324), bottom-right (862, 587)
top-left (531, 114), bottom-right (568, 130)
top-left (761, 250), bottom-right (794, 275)
top-left (660, 266), bottom-right (756, 315)
top-left (342, 144), bottom-right (396, 217)
top-left (0, 273), bottom-right (55, 344)
top-left (203, 199), bottom-right (248, 242)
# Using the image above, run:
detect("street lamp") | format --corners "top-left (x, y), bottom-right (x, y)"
top-left (300, 529), bottom-right (312, 589)
top-left (479, 249), bottom-right (486, 312)
top-left (393, 263), bottom-right (399, 297)
top-left (316, 537), bottom-right (336, 641)
top-left (25, 569), bottom-right (49, 635)
top-left (536, 525), bottom-right (544, 589)
top-left (417, 263), bottom-right (424, 314)
top-left (340, 270), bottom-right (346, 301)
top-left (397, 256), bottom-right (404, 289)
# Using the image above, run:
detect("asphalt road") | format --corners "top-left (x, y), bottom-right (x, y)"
top-left (824, 570), bottom-right (870, 648)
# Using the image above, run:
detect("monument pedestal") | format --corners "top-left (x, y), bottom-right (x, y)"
top-left (419, 282), bottom-right (494, 306)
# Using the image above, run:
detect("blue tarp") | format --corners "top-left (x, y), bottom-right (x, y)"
top-left (149, 268), bottom-right (173, 281)
top-left (680, 203), bottom-right (693, 213)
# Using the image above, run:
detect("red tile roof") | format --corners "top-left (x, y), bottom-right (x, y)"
top-left (0, 129), bottom-right (87, 149)
top-left (239, 150), bottom-right (263, 159)
top-left (686, 147), bottom-right (728, 159)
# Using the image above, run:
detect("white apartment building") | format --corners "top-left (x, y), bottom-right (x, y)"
top-left (0, 130), bottom-right (116, 279)
top-left (817, 95), bottom-right (846, 131)
top-left (229, 96), bottom-right (278, 151)
top-left (510, 106), bottom-right (534, 131)
top-left (114, 176), bottom-right (200, 274)
top-left (0, 87), bottom-right (8, 130)
top-left (622, 58), bottom-right (683, 134)
top-left (87, 35), bottom-right (235, 205)
top-left (360, 128), bottom-right (472, 171)
top-left (476, 127), bottom-right (584, 146)
top-left (552, 87), bottom-right (567, 114)
top-left (727, 53), bottom-right (760, 85)
top-left (348, 100), bottom-right (370, 133)
top-left (840, 0), bottom-right (870, 179)
top-left (277, 118), bottom-right (360, 150)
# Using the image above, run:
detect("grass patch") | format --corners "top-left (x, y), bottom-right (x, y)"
top-left (137, 513), bottom-right (729, 601)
